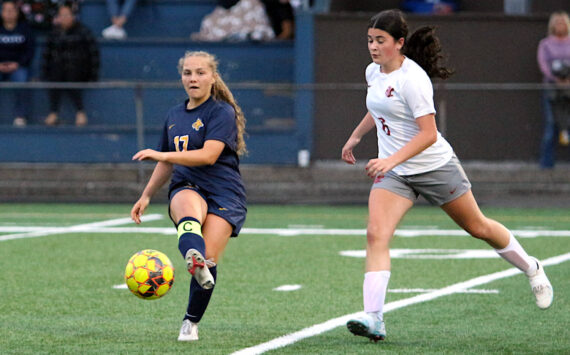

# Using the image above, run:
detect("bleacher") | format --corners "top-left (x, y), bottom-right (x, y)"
top-left (1, 0), bottom-right (304, 164)
top-left (3, 2), bottom-right (569, 205)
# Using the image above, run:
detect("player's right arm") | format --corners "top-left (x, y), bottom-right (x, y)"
top-left (131, 161), bottom-right (173, 224)
top-left (342, 112), bottom-right (376, 165)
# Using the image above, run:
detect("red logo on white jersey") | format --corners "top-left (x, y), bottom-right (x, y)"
top-left (385, 86), bottom-right (395, 97)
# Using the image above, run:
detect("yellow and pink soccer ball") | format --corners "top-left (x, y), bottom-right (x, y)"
top-left (125, 249), bottom-right (174, 300)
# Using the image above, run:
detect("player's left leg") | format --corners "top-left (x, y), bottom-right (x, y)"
top-left (179, 214), bottom-right (232, 341)
top-left (441, 190), bottom-right (553, 309)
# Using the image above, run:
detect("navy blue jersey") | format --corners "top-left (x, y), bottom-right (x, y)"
top-left (159, 97), bottom-right (246, 205)
top-left (0, 22), bottom-right (35, 67)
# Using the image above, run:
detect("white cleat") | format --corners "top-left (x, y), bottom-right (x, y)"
top-left (347, 314), bottom-right (386, 342)
top-left (178, 319), bottom-right (198, 341)
top-left (528, 258), bottom-right (553, 309)
top-left (185, 249), bottom-right (215, 289)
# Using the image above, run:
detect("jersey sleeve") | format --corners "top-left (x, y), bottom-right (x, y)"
top-left (401, 70), bottom-right (436, 119)
top-left (205, 103), bottom-right (237, 151)
top-left (365, 62), bottom-right (378, 85)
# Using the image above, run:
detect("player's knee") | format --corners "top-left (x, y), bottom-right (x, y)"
top-left (465, 218), bottom-right (493, 241)
top-left (366, 225), bottom-right (392, 247)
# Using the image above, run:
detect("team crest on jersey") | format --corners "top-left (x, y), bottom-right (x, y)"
top-left (385, 86), bottom-right (395, 98)
top-left (192, 118), bottom-right (204, 131)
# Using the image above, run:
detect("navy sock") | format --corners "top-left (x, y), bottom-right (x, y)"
top-left (184, 265), bottom-right (217, 323)
top-left (177, 217), bottom-right (205, 258)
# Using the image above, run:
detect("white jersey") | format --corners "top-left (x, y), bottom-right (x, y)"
top-left (365, 57), bottom-right (453, 175)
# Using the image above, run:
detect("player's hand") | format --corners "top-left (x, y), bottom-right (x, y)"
top-left (131, 196), bottom-right (150, 224)
top-left (341, 137), bottom-right (360, 165)
top-left (132, 149), bottom-right (163, 162)
top-left (365, 158), bottom-right (395, 179)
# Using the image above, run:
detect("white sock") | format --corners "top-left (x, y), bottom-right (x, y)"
top-left (495, 232), bottom-right (537, 276)
top-left (363, 270), bottom-right (391, 321)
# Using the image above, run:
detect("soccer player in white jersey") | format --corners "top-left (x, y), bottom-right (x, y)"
top-left (341, 9), bottom-right (553, 342)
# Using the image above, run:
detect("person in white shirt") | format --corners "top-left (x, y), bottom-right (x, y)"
top-left (341, 9), bottom-right (554, 342)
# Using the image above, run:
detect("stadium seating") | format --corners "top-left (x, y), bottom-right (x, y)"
top-left (0, 0), bottom-right (301, 164)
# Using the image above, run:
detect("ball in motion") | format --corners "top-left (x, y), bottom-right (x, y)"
top-left (125, 249), bottom-right (175, 300)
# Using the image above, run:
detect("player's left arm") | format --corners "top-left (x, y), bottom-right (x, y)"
top-left (365, 114), bottom-right (437, 178)
top-left (132, 140), bottom-right (225, 166)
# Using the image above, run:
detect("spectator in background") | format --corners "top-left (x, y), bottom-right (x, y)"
top-left (19, 0), bottom-right (82, 30)
top-left (101, 0), bottom-right (137, 40)
top-left (42, 4), bottom-right (99, 126)
top-left (19, 0), bottom-right (58, 30)
top-left (0, 0), bottom-right (35, 126)
top-left (401, 0), bottom-right (457, 15)
top-left (261, 0), bottom-right (294, 39)
top-left (537, 10), bottom-right (570, 168)
top-left (191, 0), bottom-right (274, 42)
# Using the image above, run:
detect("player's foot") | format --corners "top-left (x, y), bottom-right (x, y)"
top-left (178, 319), bottom-right (198, 341)
top-left (185, 249), bottom-right (215, 289)
top-left (347, 314), bottom-right (386, 342)
top-left (528, 257), bottom-right (553, 309)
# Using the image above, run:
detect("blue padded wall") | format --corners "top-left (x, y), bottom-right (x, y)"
top-left (0, 0), bottom-right (311, 164)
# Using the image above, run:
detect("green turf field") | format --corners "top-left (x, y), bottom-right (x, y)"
top-left (0, 203), bottom-right (568, 354)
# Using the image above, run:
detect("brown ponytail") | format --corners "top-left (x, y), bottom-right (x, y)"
top-left (404, 26), bottom-right (453, 79)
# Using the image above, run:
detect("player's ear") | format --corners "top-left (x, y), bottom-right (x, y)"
top-left (396, 37), bottom-right (405, 51)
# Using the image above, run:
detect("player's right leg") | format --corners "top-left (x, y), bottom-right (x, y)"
top-left (170, 189), bottom-right (214, 289)
top-left (347, 188), bottom-right (413, 341)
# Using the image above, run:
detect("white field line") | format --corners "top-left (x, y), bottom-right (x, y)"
top-left (1, 226), bottom-right (569, 238)
top-left (388, 288), bottom-right (499, 294)
top-left (231, 252), bottom-right (570, 355)
top-left (0, 214), bottom-right (163, 242)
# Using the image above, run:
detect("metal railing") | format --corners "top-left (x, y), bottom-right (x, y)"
top-left (1, 80), bottom-right (567, 163)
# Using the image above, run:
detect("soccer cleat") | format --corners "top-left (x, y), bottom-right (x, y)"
top-left (178, 319), bottom-right (199, 341)
top-left (347, 314), bottom-right (386, 342)
top-left (185, 249), bottom-right (215, 289)
top-left (527, 258), bottom-right (553, 309)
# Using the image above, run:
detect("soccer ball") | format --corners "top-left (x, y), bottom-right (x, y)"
top-left (125, 249), bottom-right (175, 300)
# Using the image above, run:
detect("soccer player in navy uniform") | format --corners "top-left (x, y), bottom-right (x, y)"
top-left (130, 51), bottom-right (247, 341)
top-left (341, 9), bottom-right (554, 342)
